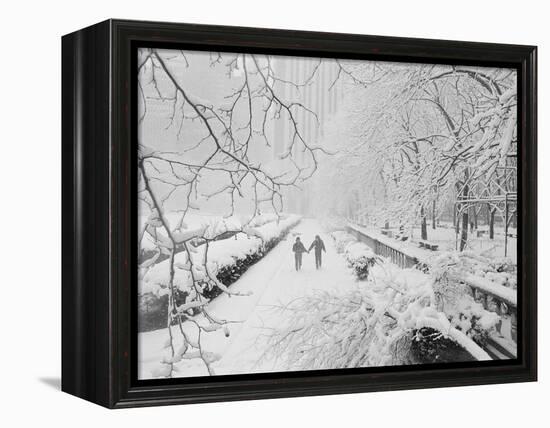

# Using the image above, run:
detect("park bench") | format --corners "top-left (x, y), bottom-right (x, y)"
top-left (381, 229), bottom-right (395, 238)
top-left (418, 240), bottom-right (439, 251)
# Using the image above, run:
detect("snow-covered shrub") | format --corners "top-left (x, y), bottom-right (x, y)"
top-left (343, 242), bottom-right (378, 280)
top-left (203, 215), bottom-right (301, 299)
top-left (331, 232), bottom-right (379, 280)
top-left (203, 230), bottom-right (289, 299)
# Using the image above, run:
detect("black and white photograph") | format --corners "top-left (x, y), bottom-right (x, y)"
top-left (137, 48), bottom-right (518, 379)
top-left (1, 0), bottom-right (544, 421)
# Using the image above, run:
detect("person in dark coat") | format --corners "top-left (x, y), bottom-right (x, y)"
top-left (292, 237), bottom-right (307, 271)
top-left (308, 235), bottom-right (326, 269)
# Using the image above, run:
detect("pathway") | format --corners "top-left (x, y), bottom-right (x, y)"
top-left (211, 218), bottom-right (356, 375)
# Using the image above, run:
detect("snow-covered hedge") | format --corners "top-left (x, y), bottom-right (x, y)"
top-left (139, 212), bottom-right (284, 255)
top-left (203, 216), bottom-right (301, 300)
top-left (138, 215), bottom-right (301, 332)
top-left (331, 231), bottom-right (378, 280)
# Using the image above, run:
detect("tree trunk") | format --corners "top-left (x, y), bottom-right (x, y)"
top-left (432, 200), bottom-right (436, 229)
top-left (459, 171), bottom-right (470, 251)
top-left (460, 208), bottom-right (469, 251)
top-left (421, 206), bottom-right (428, 240)
top-left (489, 208), bottom-right (496, 239)
top-left (453, 206), bottom-right (459, 233)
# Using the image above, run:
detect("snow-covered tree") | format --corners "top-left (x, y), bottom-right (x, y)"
top-left (316, 62), bottom-right (516, 248)
top-left (260, 256), bottom-right (499, 370)
top-left (137, 49), bottom-right (327, 376)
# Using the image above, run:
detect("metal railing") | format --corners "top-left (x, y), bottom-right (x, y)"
top-left (346, 225), bottom-right (419, 269)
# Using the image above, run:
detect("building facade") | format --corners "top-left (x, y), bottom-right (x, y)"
top-left (271, 56), bottom-right (344, 215)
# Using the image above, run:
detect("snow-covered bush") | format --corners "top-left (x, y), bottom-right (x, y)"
top-left (331, 231), bottom-right (378, 280)
top-left (343, 242), bottom-right (378, 280)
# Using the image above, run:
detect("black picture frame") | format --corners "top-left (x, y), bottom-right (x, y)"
top-left (62, 19), bottom-right (537, 408)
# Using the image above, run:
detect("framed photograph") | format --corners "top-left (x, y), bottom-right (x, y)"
top-left (62, 19), bottom-right (537, 408)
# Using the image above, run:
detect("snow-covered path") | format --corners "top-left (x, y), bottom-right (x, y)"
top-left (138, 218), bottom-right (359, 378)
top-left (212, 218), bottom-right (356, 375)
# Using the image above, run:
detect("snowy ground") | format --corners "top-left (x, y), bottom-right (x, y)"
top-left (138, 218), bottom-right (358, 378)
top-left (139, 217), bottom-right (516, 379)
top-left (408, 225), bottom-right (517, 260)
top-left (352, 223), bottom-right (516, 262)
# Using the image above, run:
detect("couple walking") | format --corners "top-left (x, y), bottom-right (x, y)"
top-left (292, 235), bottom-right (326, 271)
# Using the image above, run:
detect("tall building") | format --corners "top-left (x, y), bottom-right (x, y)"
top-left (271, 56), bottom-right (344, 215)
top-left (140, 50), bottom-right (343, 217)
